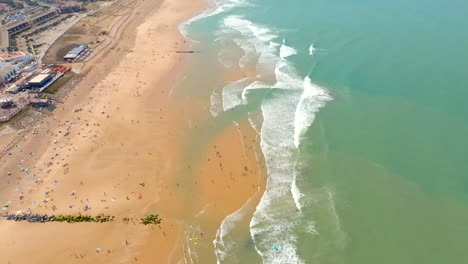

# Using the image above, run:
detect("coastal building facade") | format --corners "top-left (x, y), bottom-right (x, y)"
top-left (0, 51), bottom-right (33, 64)
top-left (0, 51), bottom-right (34, 84)
top-left (63, 45), bottom-right (86, 61)
top-left (2, 8), bottom-right (60, 50)
top-left (6, 9), bottom-right (61, 36)
top-left (0, 63), bottom-right (18, 84)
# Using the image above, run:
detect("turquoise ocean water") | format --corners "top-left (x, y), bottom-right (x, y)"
top-left (178, 0), bottom-right (468, 263)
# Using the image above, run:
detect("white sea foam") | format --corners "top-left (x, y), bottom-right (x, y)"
top-left (179, 0), bottom-right (252, 42)
top-left (273, 62), bottom-right (303, 92)
top-left (248, 111), bottom-right (263, 135)
top-left (293, 76), bottom-right (333, 148)
top-left (213, 125), bottom-right (263, 264)
top-left (249, 89), bottom-right (306, 264)
top-left (182, 1), bottom-right (336, 262)
top-left (224, 16), bottom-right (278, 69)
top-left (213, 194), bottom-right (259, 263)
top-left (291, 168), bottom-right (304, 210)
top-left (224, 15), bottom-right (277, 43)
top-left (308, 43), bottom-right (328, 56)
top-left (241, 80), bottom-right (270, 100)
top-left (246, 37), bottom-right (334, 264)
top-left (232, 37), bottom-right (257, 69)
top-left (257, 41), bottom-right (281, 79)
top-left (179, 6), bottom-right (223, 42)
top-left (222, 77), bottom-right (253, 111)
top-left (210, 86), bottom-right (224, 117)
top-left (280, 40), bottom-right (298, 59)
top-left (309, 43), bottom-right (316, 55)
top-left (216, 15), bottom-right (333, 263)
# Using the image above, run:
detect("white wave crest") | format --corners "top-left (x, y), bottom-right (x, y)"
top-left (222, 77), bottom-right (253, 111)
top-left (309, 44), bottom-right (316, 55)
top-left (257, 41), bottom-right (281, 80)
top-left (280, 39), bottom-right (298, 59)
top-left (293, 77), bottom-right (333, 148)
top-left (223, 16), bottom-right (278, 69)
top-left (213, 194), bottom-right (260, 263)
top-left (179, 0), bottom-right (252, 42)
top-left (185, 4), bottom-right (336, 262)
top-left (308, 43), bottom-right (328, 56)
top-left (250, 91), bottom-right (305, 263)
top-left (291, 168), bottom-right (304, 211)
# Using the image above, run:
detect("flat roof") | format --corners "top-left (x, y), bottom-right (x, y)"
top-left (69, 45), bottom-right (86, 55)
top-left (0, 97), bottom-right (12, 103)
top-left (64, 54), bottom-right (79, 60)
top-left (29, 73), bottom-right (51, 84)
top-left (0, 52), bottom-right (26, 61)
top-left (0, 30), bottom-right (9, 50)
top-left (64, 45), bottom-right (86, 60)
top-left (6, 20), bottom-right (30, 31)
top-left (30, 9), bottom-right (59, 20)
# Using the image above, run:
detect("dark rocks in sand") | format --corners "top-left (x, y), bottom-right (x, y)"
top-left (4, 213), bottom-right (54, 223)
top-left (3, 213), bottom-right (115, 223)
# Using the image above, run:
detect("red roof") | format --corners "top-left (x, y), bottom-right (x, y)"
top-left (0, 3), bottom-right (12, 11)
top-left (0, 52), bottom-right (26, 61)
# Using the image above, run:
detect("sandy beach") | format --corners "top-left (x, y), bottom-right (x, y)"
top-left (0, 0), bottom-right (265, 263)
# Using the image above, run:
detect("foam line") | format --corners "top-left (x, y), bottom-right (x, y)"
top-left (293, 76), bottom-right (333, 148)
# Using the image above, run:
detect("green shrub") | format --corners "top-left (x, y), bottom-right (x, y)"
top-left (50, 214), bottom-right (114, 223)
top-left (141, 214), bottom-right (161, 225)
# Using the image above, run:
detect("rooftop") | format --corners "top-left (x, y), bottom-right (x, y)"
top-left (0, 97), bottom-right (13, 103)
top-left (29, 73), bottom-right (51, 84)
top-left (30, 9), bottom-right (59, 20)
top-left (0, 64), bottom-right (17, 74)
top-left (0, 52), bottom-right (27, 61)
top-left (68, 45), bottom-right (86, 55)
top-left (64, 45), bottom-right (86, 60)
top-left (0, 30), bottom-right (9, 51)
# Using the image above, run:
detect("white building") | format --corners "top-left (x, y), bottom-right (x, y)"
top-left (0, 61), bottom-right (18, 84)
top-left (0, 51), bottom-right (33, 65)
top-left (0, 97), bottom-right (14, 108)
top-left (0, 52), bottom-right (35, 77)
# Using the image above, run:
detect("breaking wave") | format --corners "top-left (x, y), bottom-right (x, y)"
top-left (181, 0), bottom-right (336, 263)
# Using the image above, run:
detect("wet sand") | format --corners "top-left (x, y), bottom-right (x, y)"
top-left (0, 0), bottom-right (265, 263)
